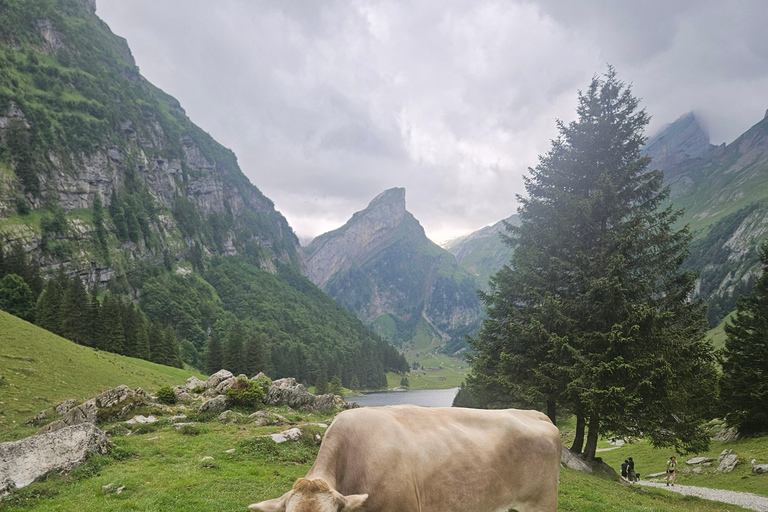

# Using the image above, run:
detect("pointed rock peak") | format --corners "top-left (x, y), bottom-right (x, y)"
top-left (764, 108), bottom-right (768, 120)
top-left (367, 187), bottom-right (406, 209)
top-left (645, 112), bottom-right (711, 171)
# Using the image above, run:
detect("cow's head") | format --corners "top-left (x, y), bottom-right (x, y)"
top-left (249, 478), bottom-right (368, 512)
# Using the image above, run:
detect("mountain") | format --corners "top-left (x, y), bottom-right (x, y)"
top-left (442, 215), bottom-right (518, 290)
top-left (304, 188), bottom-right (482, 354)
top-left (644, 112), bottom-right (714, 176)
top-left (0, 0), bottom-right (407, 386)
top-left (660, 112), bottom-right (768, 325)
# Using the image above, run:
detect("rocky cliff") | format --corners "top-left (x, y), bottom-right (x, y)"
top-left (304, 188), bottom-right (482, 353)
top-left (0, 0), bottom-right (301, 281)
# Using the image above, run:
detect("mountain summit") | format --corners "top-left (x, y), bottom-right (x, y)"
top-left (304, 188), bottom-right (482, 353)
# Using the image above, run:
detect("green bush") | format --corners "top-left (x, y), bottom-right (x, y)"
top-left (225, 376), bottom-right (264, 408)
top-left (253, 374), bottom-right (272, 393)
top-left (191, 385), bottom-right (206, 394)
top-left (155, 386), bottom-right (176, 405)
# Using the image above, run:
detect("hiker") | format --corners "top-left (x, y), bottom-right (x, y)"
top-left (620, 459), bottom-right (629, 480)
top-left (627, 457), bottom-right (636, 482)
top-left (666, 456), bottom-right (677, 486)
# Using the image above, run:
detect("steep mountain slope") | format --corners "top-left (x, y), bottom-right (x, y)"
top-left (0, 0), bottom-right (406, 385)
top-left (304, 188), bottom-right (482, 353)
top-left (0, 0), bottom-right (300, 276)
top-left (442, 214), bottom-right (518, 290)
top-left (644, 112), bottom-right (714, 175)
top-left (664, 112), bottom-right (768, 325)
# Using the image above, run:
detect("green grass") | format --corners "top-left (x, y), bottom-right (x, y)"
top-left (707, 311), bottom-right (734, 350)
top-left (1, 415), bottom-right (757, 512)
top-left (386, 350), bottom-right (468, 390)
top-left (0, 311), bottom-right (205, 441)
top-left (596, 426), bottom-right (768, 497)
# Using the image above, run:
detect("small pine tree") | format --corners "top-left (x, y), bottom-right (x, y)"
top-left (206, 332), bottom-right (225, 374)
top-left (36, 274), bottom-right (65, 334)
top-left (349, 374), bottom-right (361, 391)
top-left (61, 276), bottom-right (89, 345)
top-left (400, 376), bottom-right (410, 389)
top-left (224, 323), bottom-right (245, 374)
top-left (329, 375), bottom-right (343, 397)
top-left (100, 294), bottom-right (125, 353)
top-left (135, 317), bottom-right (151, 360)
top-left (315, 367), bottom-right (329, 395)
top-left (0, 273), bottom-right (36, 322)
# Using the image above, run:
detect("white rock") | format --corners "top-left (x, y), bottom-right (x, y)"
top-left (173, 422), bottom-right (196, 430)
top-left (753, 464), bottom-right (768, 474)
top-left (185, 376), bottom-right (206, 390)
top-left (686, 456), bottom-right (713, 465)
top-left (205, 370), bottom-right (234, 389)
top-left (224, 449), bottom-right (236, 454)
top-left (124, 415), bottom-right (158, 425)
top-left (267, 428), bottom-right (303, 444)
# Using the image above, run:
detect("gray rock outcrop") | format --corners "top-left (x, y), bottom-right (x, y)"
top-left (215, 377), bottom-right (237, 394)
top-left (55, 399), bottom-right (78, 415)
top-left (686, 456), bottom-right (713, 465)
top-left (36, 401), bottom-right (98, 435)
top-left (185, 376), bottom-right (205, 390)
top-left (717, 449), bottom-right (739, 473)
top-left (199, 395), bottom-right (228, 413)
top-left (561, 447), bottom-right (593, 474)
top-left (0, 424), bottom-right (111, 494)
top-left (264, 378), bottom-right (342, 411)
top-left (753, 464), bottom-right (768, 474)
top-left (205, 370), bottom-right (234, 389)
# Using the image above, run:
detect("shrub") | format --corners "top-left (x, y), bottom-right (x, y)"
top-left (191, 385), bottom-right (206, 394)
top-left (155, 386), bottom-right (177, 405)
top-left (253, 374), bottom-right (272, 393)
top-left (225, 376), bottom-right (265, 408)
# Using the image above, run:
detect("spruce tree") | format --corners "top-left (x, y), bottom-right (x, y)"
top-left (100, 294), bottom-right (125, 353)
top-left (224, 323), bottom-right (245, 374)
top-left (243, 334), bottom-right (265, 376)
top-left (36, 273), bottom-right (65, 335)
top-left (206, 332), bottom-right (225, 374)
top-left (61, 276), bottom-right (89, 345)
top-left (0, 274), bottom-right (36, 322)
top-left (315, 366), bottom-right (329, 395)
top-left (135, 317), bottom-right (151, 361)
top-left (466, 67), bottom-right (716, 459)
top-left (721, 244), bottom-right (768, 435)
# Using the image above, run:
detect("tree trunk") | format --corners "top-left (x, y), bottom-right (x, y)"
top-left (570, 413), bottom-right (585, 453)
top-left (546, 398), bottom-right (557, 426)
top-left (581, 415), bottom-right (600, 461)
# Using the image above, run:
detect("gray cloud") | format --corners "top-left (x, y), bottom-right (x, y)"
top-left (97, 0), bottom-right (768, 244)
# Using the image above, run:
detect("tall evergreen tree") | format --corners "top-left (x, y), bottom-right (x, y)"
top-left (134, 317), bottom-right (151, 361)
top-left (61, 276), bottom-right (89, 345)
top-left (100, 294), bottom-right (125, 353)
top-left (466, 68), bottom-right (717, 460)
top-left (206, 332), bottom-right (225, 374)
top-left (86, 285), bottom-right (102, 348)
top-left (0, 273), bottom-right (36, 322)
top-left (243, 333), bottom-right (266, 376)
top-left (224, 323), bottom-right (245, 374)
top-left (721, 244), bottom-right (768, 435)
top-left (36, 272), bottom-right (66, 335)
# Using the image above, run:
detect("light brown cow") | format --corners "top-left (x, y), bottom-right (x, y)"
top-left (249, 405), bottom-right (560, 512)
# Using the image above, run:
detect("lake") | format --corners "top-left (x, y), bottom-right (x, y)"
top-left (346, 387), bottom-right (459, 408)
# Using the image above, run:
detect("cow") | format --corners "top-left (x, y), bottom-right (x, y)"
top-left (249, 405), bottom-right (561, 512)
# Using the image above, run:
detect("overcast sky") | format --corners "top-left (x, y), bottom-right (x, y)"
top-left (97, 0), bottom-right (768, 245)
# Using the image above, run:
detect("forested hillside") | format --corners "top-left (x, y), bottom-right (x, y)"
top-left (0, 0), bottom-right (407, 387)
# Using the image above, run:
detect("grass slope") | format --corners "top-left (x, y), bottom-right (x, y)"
top-left (596, 426), bottom-right (768, 498)
top-left (0, 311), bottom-right (204, 441)
top-left (1, 411), bottom-right (756, 512)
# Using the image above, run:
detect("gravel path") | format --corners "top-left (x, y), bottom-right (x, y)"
top-left (636, 480), bottom-right (768, 511)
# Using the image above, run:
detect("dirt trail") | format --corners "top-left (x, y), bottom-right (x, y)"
top-left (636, 480), bottom-right (768, 511)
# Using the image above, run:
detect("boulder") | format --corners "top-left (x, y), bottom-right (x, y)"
top-left (173, 422), bottom-right (196, 430)
top-left (560, 447), bottom-right (592, 474)
top-left (264, 380), bottom-right (340, 411)
top-left (167, 415), bottom-right (188, 423)
top-left (713, 425), bottom-right (739, 442)
top-left (752, 464), bottom-right (768, 474)
top-left (716, 449), bottom-right (739, 472)
top-left (693, 467), bottom-right (703, 474)
top-left (172, 386), bottom-right (192, 402)
top-left (185, 376), bottom-right (205, 390)
top-left (133, 387), bottom-right (150, 399)
top-left (55, 399), bottom-right (78, 415)
top-left (94, 385), bottom-right (135, 408)
top-left (205, 369), bottom-right (234, 389)
top-left (36, 400), bottom-right (98, 435)
top-left (215, 377), bottom-right (237, 394)
top-left (24, 409), bottom-right (51, 427)
top-left (267, 427), bottom-right (303, 444)
top-left (686, 456), bottom-right (713, 465)
top-left (218, 410), bottom-right (240, 423)
top-left (202, 388), bottom-right (218, 398)
top-left (252, 372), bottom-right (269, 380)
top-left (124, 415), bottom-right (158, 424)
top-left (0, 423), bottom-right (111, 494)
top-left (199, 395), bottom-right (227, 413)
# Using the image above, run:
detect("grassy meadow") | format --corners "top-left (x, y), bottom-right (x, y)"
top-left (385, 349), bottom-right (468, 390)
top-left (0, 311), bottom-right (204, 441)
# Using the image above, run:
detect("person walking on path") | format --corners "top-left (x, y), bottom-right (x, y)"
top-left (667, 456), bottom-right (677, 486)
top-left (628, 457), bottom-right (636, 482)
top-left (621, 459), bottom-right (629, 480)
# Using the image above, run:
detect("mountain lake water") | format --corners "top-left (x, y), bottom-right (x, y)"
top-left (345, 387), bottom-right (459, 408)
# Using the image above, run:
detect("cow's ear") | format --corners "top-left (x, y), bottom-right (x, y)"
top-left (249, 491), bottom-right (291, 512)
top-left (341, 493), bottom-right (368, 511)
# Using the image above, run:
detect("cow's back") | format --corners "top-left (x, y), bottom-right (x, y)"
top-left (306, 406), bottom-right (560, 512)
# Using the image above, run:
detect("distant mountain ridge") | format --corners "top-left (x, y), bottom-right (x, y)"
top-left (442, 214), bottom-right (519, 290)
top-left (305, 188), bottom-right (482, 353)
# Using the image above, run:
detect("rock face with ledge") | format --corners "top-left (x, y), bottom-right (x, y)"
top-left (0, 423), bottom-right (111, 494)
